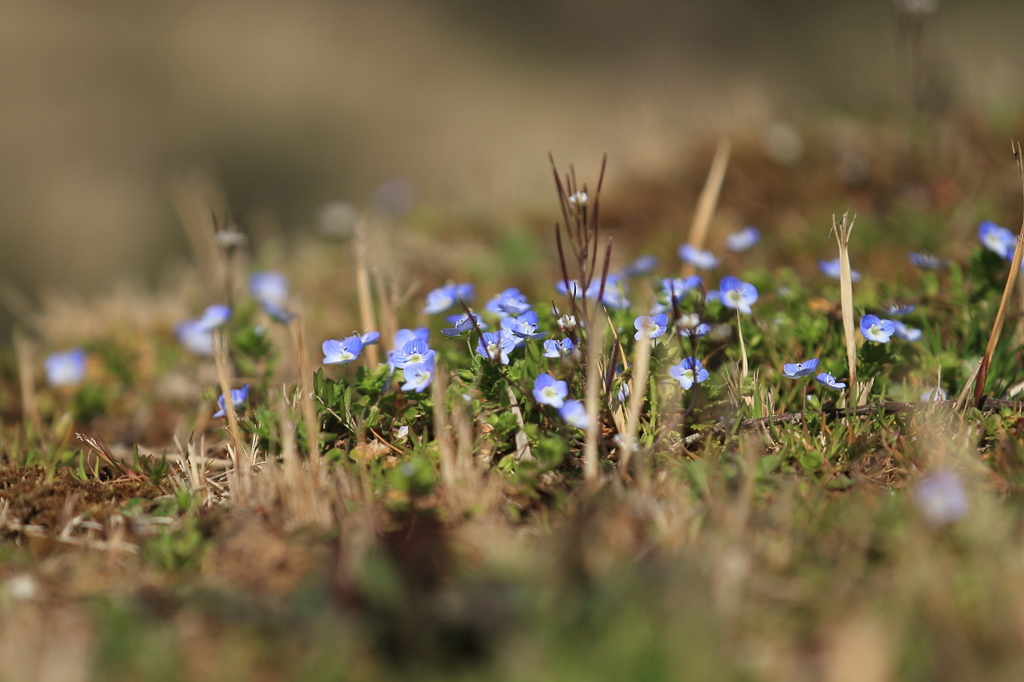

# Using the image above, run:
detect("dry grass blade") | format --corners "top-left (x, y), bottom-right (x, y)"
top-left (289, 313), bottom-right (322, 478)
top-left (584, 317), bottom-right (606, 485)
top-left (212, 332), bottom-right (246, 489)
top-left (973, 141), bottom-right (1024, 407)
top-left (432, 362), bottom-right (458, 483)
top-left (831, 213), bottom-right (859, 406)
top-left (681, 138), bottom-right (731, 278)
top-left (619, 332), bottom-right (651, 488)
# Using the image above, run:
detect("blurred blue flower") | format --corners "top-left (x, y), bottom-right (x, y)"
top-left (558, 399), bottom-right (589, 429)
top-left (392, 327), bottom-right (430, 350)
top-left (860, 314), bottom-right (896, 343)
top-left (360, 331), bottom-right (380, 345)
top-left (533, 373), bottom-right (569, 408)
top-left (815, 373), bottom-right (846, 390)
top-left (678, 244), bottom-right (720, 270)
top-left (543, 338), bottom-right (575, 358)
top-left (719, 276), bottom-right (758, 314)
top-left (979, 220), bottom-right (1016, 260)
top-left (725, 226), bottom-right (760, 252)
top-left (819, 258), bottom-right (861, 281)
top-left (782, 358), bottom-right (819, 378)
top-left (623, 255), bottom-right (658, 277)
top-left (633, 314), bottom-right (668, 341)
top-left (486, 287), bottom-right (531, 316)
top-left (197, 304), bottom-right (231, 329)
top-left (175, 304), bottom-right (231, 355)
top-left (595, 274), bottom-right (631, 309)
top-left (213, 384), bottom-right (249, 418)
top-left (422, 283), bottom-right (474, 315)
top-left (401, 363), bottom-right (433, 392)
top-left (45, 348), bottom-right (86, 388)
top-left (249, 271), bottom-right (293, 322)
top-left (476, 331), bottom-right (515, 365)
top-left (669, 357), bottom-right (709, 390)
top-left (885, 303), bottom-right (915, 315)
top-left (915, 469), bottom-right (967, 527)
top-left (909, 252), bottom-right (943, 269)
top-left (323, 336), bottom-right (363, 364)
top-left (893, 321), bottom-right (922, 341)
top-left (555, 279), bottom-right (584, 298)
top-left (920, 387), bottom-right (947, 402)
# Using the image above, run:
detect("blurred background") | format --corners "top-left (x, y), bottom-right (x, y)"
top-left (1, 0), bottom-right (1022, 339)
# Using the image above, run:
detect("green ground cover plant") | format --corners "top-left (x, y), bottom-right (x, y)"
top-left (4, 122), bottom-right (1024, 681)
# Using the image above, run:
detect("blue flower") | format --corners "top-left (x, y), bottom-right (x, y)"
top-left (476, 331), bottom-right (516, 365)
top-left (175, 304), bottom-right (232, 355)
top-left (893, 321), bottom-right (921, 341)
top-left (501, 310), bottom-right (548, 344)
top-left (909, 252), bottom-right (943, 269)
top-left (543, 338), bottom-right (575, 358)
top-left (979, 220), bottom-right (1016, 260)
top-left (486, 287), bottom-right (531, 317)
top-left (322, 336), bottom-right (363, 364)
top-left (815, 373), bottom-right (846, 390)
top-left (45, 348), bottom-right (86, 387)
top-left (360, 331), bottom-right (381, 345)
top-left (558, 399), bottom-right (589, 429)
top-left (669, 357), bottom-right (709, 390)
top-left (678, 244), bottom-right (720, 269)
top-left (623, 255), bottom-right (658, 277)
top-left (819, 258), bottom-right (861, 281)
top-left (387, 329), bottom-right (429, 371)
top-left (390, 339), bottom-right (436, 369)
top-left (782, 358), bottom-right (819, 379)
top-left (442, 311), bottom-right (487, 337)
top-left (401, 363), bottom-right (433, 392)
top-left (214, 384), bottom-right (249, 418)
top-left (422, 283), bottom-right (474, 314)
top-left (725, 226), bottom-right (760, 252)
top-left (860, 314), bottom-right (896, 343)
top-left (532, 373), bottom-right (569, 408)
top-left (719, 276), bottom-right (758, 314)
top-left (915, 469), bottom-right (967, 527)
top-left (885, 303), bottom-right (915, 316)
top-left (633, 314), bottom-right (668, 341)
top-left (249, 271), bottom-right (293, 322)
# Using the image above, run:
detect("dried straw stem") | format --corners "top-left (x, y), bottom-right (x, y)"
top-left (681, 138), bottom-right (731, 278)
top-left (289, 313), bottom-right (321, 478)
top-left (212, 332), bottom-right (247, 499)
top-left (973, 141), bottom-right (1024, 407)
top-left (431, 362), bottom-right (457, 487)
top-left (584, 318), bottom-right (606, 485)
top-left (619, 332), bottom-right (651, 488)
top-left (831, 213), bottom-right (859, 406)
